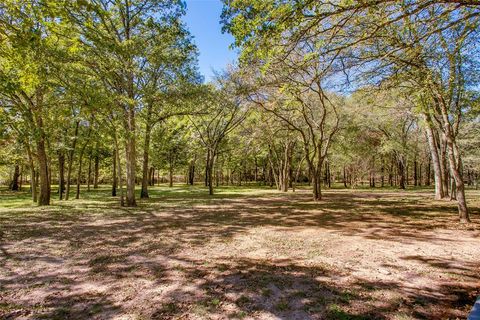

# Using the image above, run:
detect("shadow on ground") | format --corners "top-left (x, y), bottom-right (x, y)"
top-left (0, 187), bottom-right (479, 319)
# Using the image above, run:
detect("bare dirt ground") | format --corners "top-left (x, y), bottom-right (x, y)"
top-left (0, 187), bottom-right (479, 320)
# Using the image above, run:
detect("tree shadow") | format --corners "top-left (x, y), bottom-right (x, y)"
top-left (0, 187), bottom-right (479, 318)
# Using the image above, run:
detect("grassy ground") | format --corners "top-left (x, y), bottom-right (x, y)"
top-left (0, 185), bottom-right (479, 319)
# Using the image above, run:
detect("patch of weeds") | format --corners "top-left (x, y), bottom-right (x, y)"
top-left (261, 288), bottom-right (272, 297)
top-left (326, 304), bottom-right (369, 320)
top-left (210, 298), bottom-right (221, 308)
top-left (197, 297), bottom-right (222, 311)
top-left (304, 301), bottom-right (324, 313)
top-left (292, 290), bottom-right (308, 298)
top-left (0, 303), bottom-right (24, 311)
top-left (88, 303), bottom-right (104, 315)
top-left (191, 303), bottom-right (208, 317)
top-left (392, 312), bottom-right (414, 320)
top-left (413, 296), bottom-right (429, 306)
top-left (229, 310), bottom-right (248, 319)
top-left (172, 264), bottom-right (186, 272)
top-left (235, 295), bottom-right (251, 307)
top-left (153, 302), bottom-right (179, 316)
top-left (46, 306), bottom-right (71, 320)
top-left (338, 289), bottom-right (356, 303)
top-left (216, 263), bottom-right (229, 272)
top-left (253, 274), bottom-right (274, 288)
top-left (275, 299), bottom-right (290, 311)
top-left (88, 254), bottom-right (120, 267)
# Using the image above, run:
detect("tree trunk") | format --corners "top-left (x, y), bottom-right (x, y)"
top-left (124, 105), bottom-right (136, 207)
top-left (141, 120), bottom-right (152, 198)
top-left (58, 152), bottom-right (65, 199)
top-left (381, 158), bottom-right (385, 187)
top-left (33, 105), bottom-right (50, 206)
top-left (112, 148), bottom-right (117, 196)
top-left (93, 154), bottom-right (99, 189)
top-left (424, 119), bottom-right (444, 197)
top-left (398, 156), bottom-right (406, 189)
top-left (114, 134), bottom-right (124, 206)
top-left (440, 134), bottom-right (449, 197)
top-left (188, 157), bottom-right (196, 185)
top-left (26, 146), bottom-right (37, 203)
top-left (10, 165), bottom-right (20, 191)
top-left (87, 153), bottom-right (92, 192)
top-left (169, 162), bottom-right (174, 187)
top-left (36, 137), bottom-right (50, 206)
top-left (65, 121), bottom-right (80, 201)
top-left (76, 129), bottom-right (91, 199)
top-left (414, 159), bottom-right (418, 186)
top-left (206, 149), bottom-right (215, 195)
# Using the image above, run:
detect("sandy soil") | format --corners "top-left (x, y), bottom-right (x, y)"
top-left (0, 188), bottom-right (479, 319)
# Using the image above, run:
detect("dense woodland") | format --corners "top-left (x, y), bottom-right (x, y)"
top-left (0, 0), bottom-right (479, 223)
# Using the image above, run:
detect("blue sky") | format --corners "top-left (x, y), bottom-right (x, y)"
top-left (182, 0), bottom-right (238, 82)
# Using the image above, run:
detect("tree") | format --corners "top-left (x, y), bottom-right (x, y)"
top-left (189, 79), bottom-right (247, 195)
top-left (65, 0), bottom-right (191, 206)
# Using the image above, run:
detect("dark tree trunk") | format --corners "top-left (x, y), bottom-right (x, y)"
top-left (188, 157), bottom-right (196, 185)
top-left (58, 153), bottom-right (65, 199)
top-left (65, 121), bottom-right (80, 201)
top-left (36, 136), bottom-right (50, 205)
top-left (124, 105), bottom-right (137, 207)
top-left (26, 147), bottom-right (37, 203)
top-left (426, 157), bottom-right (431, 186)
top-left (87, 153), bottom-right (92, 192)
top-left (114, 134), bottom-right (124, 206)
top-left (93, 155), bottom-right (99, 189)
top-left (381, 158), bottom-right (385, 187)
top-left (112, 148), bottom-right (117, 196)
top-left (149, 167), bottom-right (155, 186)
top-left (398, 157), bottom-right (406, 189)
top-left (141, 117), bottom-right (152, 198)
top-left (414, 159), bottom-right (418, 186)
top-left (206, 151), bottom-right (215, 195)
top-left (169, 162), bottom-right (174, 187)
top-left (76, 129), bottom-right (91, 199)
top-left (10, 165), bottom-right (20, 191)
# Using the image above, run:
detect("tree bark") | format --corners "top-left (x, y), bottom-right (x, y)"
top-left (58, 152), bottom-right (65, 199)
top-left (424, 116), bottom-right (444, 198)
top-left (112, 148), bottom-right (117, 196)
top-left (36, 135), bottom-right (50, 205)
top-left (398, 156), bottom-right (406, 189)
top-left (10, 165), bottom-right (20, 191)
top-left (124, 105), bottom-right (136, 206)
top-left (65, 121), bottom-right (80, 201)
top-left (93, 154), bottom-right (99, 189)
top-left (141, 119), bottom-right (152, 198)
top-left (26, 146), bottom-right (37, 203)
top-left (87, 153), bottom-right (92, 192)
top-left (114, 133), bottom-right (124, 206)
top-left (76, 128), bottom-right (91, 199)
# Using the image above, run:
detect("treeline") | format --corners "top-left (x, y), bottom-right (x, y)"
top-left (1, 1), bottom-right (479, 224)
